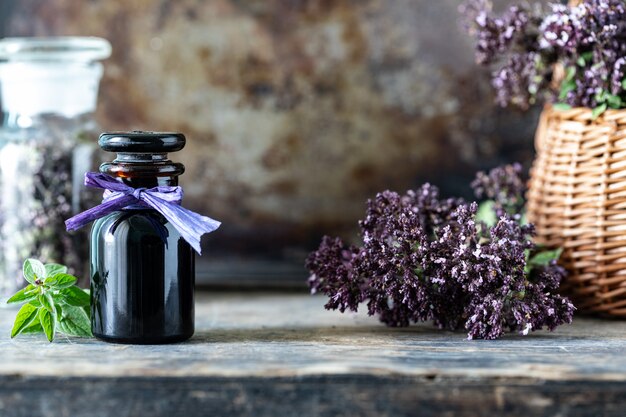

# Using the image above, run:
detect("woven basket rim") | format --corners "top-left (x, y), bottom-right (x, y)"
top-left (543, 104), bottom-right (626, 120)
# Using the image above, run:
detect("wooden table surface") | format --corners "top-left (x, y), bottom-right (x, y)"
top-left (1, 292), bottom-right (625, 417)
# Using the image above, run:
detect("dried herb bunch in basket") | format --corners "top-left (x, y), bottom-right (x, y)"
top-left (460, 0), bottom-right (626, 116)
top-left (306, 165), bottom-right (575, 340)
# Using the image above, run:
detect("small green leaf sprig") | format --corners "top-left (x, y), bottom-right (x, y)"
top-left (7, 259), bottom-right (91, 342)
top-left (556, 60), bottom-right (626, 119)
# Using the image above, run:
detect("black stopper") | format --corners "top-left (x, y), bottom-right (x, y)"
top-left (99, 131), bottom-right (186, 153)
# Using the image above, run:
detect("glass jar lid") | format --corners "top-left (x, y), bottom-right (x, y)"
top-left (0, 37), bottom-right (111, 61)
top-left (100, 131), bottom-right (187, 153)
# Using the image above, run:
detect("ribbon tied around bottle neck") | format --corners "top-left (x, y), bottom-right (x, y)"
top-left (65, 172), bottom-right (220, 254)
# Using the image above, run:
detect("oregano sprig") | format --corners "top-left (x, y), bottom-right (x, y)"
top-left (306, 164), bottom-right (575, 340)
top-left (7, 259), bottom-right (91, 342)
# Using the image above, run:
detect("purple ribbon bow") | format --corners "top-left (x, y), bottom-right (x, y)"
top-left (65, 172), bottom-right (220, 254)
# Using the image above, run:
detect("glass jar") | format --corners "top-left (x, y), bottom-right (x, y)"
top-left (91, 132), bottom-right (195, 344)
top-left (0, 37), bottom-right (111, 300)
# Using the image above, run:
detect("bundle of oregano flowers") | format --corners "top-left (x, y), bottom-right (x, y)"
top-left (460, 0), bottom-right (626, 117)
top-left (306, 164), bottom-right (575, 340)
top-left (7, 259), bottom-right (91, 342)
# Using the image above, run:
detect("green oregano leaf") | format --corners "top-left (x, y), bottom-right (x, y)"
top-left (56, 320), bottom-right (70, 335)
top-left (519, 212), bottom-right (528, 225)
top-left (525, 247), bottom-right (563, 274)
top-left (528, 248), bottom-right (563, 268)
top-left (20, 321), bottom-right (44, 335)
top-left (59, 286), bottom-right (91, 307)
top-left (38, 293), bottom-right (56, 315)
top-left (45, 273), bottom-right (77, 289)
top-left (59, 305), bottom-right (92, 337)
top-left (592, 103), bottom-right (608, 119)
top-left (23, 259), bottom-right (46, 284)
top-left (10, 303), bottom-right (39, 338)
top-left (6, 285), bottom-right (37, 304)
top-left (44, 263), bottom-right (68, 278)
top-left (559, 80), bottom-right (576, 100)
top-left (606, 94), bottom-right (622, 109)
top-left (581, 51), bottom-right (593, 63)
top-left (576, 52), bottom-right (593, 67)
top-left (476, 200), bottom-right (498, 227)
top-left (38, 308), bottom-right (55, 342)
top-left (553, 103), bottom-right (572, 111)
top-left (55, 303), bottom-right (64, 320)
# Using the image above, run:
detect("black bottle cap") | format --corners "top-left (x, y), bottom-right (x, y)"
top-left (99, 131), bottom-right (186, 153)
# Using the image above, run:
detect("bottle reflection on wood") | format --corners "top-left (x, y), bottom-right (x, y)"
top-left (90, 132), bottom-right (194, 344)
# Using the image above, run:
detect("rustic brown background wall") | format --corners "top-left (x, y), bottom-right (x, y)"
top-left (1, 0), bottom-right (546, 280)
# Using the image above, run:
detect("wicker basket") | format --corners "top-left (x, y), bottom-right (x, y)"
top-left (527, 106), bottom-right (626, 316)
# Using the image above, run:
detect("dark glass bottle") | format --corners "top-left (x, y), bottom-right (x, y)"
top-left (90, 132), bottom-right (194, 344)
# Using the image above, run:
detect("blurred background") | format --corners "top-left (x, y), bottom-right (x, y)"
top-left (0, 0), bottom-right (545, 288)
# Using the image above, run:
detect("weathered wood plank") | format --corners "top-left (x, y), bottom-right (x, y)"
top-left (1, 376), bottom-right (625, 417)
top-left (0, 293), bottom-right (625, 416)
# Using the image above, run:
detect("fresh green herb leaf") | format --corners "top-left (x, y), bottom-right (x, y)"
top-left (6, 284), bottom-right (36, 304)
top-left (44, 263), bottom-right (68, 277)
top-left (45, 273), bottom-right (77, 289)
top-left (58, 305), bottom-right (92, 337)
top-left (20, 321), bottom-right (44, 335)
top-left (55, 303), bottom-right (64, 320)
top-left (607, 94), bottom-right (622, 109)
top-left (553, 103), bottom-right (572, 111)
top-left (10, 303), bottom-right (39, 338)
top-left (592, 103), bottom-right (608, 119)
top-left (476, 200), bottom-right (498, 227)
top-left (622, 79), bottom-right (626, 90)
top-left (581, 51), bottom-right (593, 63)
top-left (38, 293), bottom-right (56, 315)
top-left (59, 286), bottom-right (91, 307)
top-left (565, 66), bottom-right (576, 81)
top-left (575, 52), bottom-right (594, 67)
top-left (38, 308), bottom-right (55, 342)
top-left (23, 258), bottom-right (46, 284)
top-left (528, 248), bottom-right (563, 269)
top-left (56, 320), bottom-right (71, 336)
top-left (519, 212), bottom-right (528, 225)
top-left (559, 80), bottom-right (576, 100)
